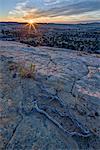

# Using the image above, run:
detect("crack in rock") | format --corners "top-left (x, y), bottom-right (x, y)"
top-left (32, 100), bottom-right (92, 137)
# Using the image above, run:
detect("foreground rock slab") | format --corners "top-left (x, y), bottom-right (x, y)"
top-left (0, 41), bottom-right (100, 149)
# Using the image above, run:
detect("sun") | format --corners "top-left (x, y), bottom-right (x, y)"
top-left (28, 20), bottom-right (34, 24)
top-left (25, 20), bottom-right (37, 33)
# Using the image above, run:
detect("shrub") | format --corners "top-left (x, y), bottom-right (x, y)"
top-left (19, 64), bottom-right (35, 78)
top-left (8, 62), bottom-right (36, 79)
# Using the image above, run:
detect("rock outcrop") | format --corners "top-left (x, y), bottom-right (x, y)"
top-left (0, 41), bottom-right (100, 149)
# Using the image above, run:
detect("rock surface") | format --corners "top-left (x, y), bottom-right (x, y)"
top-left (0, 41), bottom-right (100, 149)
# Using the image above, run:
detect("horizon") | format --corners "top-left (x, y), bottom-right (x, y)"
top-left (0, 21), bottom-right (100, 25)
top-left (0, 0), bottom-right (100, 23)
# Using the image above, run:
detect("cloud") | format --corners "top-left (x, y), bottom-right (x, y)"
top-left (9, 0), bottom-right (30, 16)
top-left (47, 0), bottom-right (100, 17)
top-left (8, 0), bottom-right (100, 22)
top-left (44, 0), bottom-right (60, 5)
top-left (24, 0), bottom-right (100, 18)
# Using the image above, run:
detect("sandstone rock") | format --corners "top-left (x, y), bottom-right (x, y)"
top-left (0, 41), bottom-right (100, 149)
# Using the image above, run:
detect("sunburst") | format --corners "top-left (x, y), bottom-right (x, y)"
top-left (25, 20), bottom-right (37, 33)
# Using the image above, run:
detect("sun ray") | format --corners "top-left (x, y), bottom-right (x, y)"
top-left (24, 20), bottom-right (37, 33)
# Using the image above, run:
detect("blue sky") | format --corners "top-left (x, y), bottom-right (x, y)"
top-left (0, 0), bottom-right (100, 23)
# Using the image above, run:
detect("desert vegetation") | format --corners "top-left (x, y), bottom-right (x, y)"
top-left (0, 23), bottom-right (100, 53)
top-left (8, 61), bottom-right (36, 79)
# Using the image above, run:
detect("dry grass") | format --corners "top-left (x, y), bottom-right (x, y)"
top-left (9, 62), bottom-right (36, 79)
top-left (19, 64), bottom-right (35, 78)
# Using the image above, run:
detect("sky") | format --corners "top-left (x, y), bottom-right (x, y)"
top-left (0, 0), bottom-right (100, 23)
